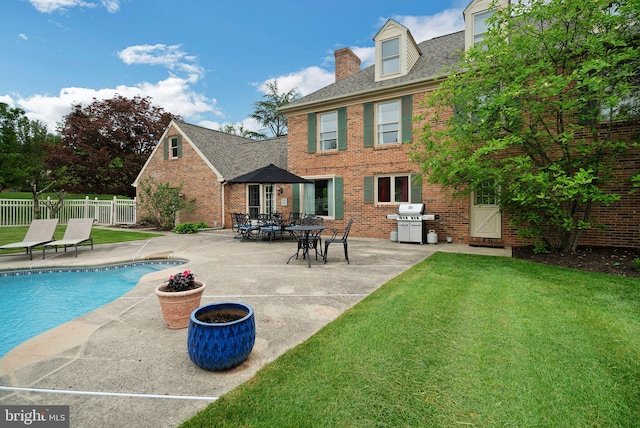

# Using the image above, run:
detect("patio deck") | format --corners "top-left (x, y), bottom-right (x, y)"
top-left (0, 229), bottom-right (509, 428)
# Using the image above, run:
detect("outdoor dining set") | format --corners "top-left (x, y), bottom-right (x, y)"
top-left (231, 212), bottom-right (353, 268)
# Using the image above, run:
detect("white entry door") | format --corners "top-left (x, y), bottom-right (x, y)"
top-left (470, 181), bottom-right (501, 239)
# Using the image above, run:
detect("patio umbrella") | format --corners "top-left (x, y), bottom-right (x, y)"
top-left (227, 164), bottom-right (311, 184)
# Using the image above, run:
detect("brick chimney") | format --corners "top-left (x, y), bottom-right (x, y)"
top-left (334, 47), bottom-right (361, 82)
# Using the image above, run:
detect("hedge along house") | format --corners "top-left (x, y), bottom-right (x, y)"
top-left (279, 0), bottom-right (640, 247)
top-left (134, 120), bottom-right (289, 228)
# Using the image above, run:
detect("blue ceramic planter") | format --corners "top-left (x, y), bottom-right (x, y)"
top-left (188, 302), bottom-right (255, 371)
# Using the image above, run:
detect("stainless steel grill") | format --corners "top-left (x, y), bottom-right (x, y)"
top-left (387, 203), bottom-right (436, 244)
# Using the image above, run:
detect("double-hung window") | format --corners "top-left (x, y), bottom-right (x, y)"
top-left (377, 100), bottom-right (400, 144)
top-left (381, 37), bottom-right (400, 76)
top-left (377, 175), bottom-right (409, 203)
top-left (473, 10), bottom-right (494, 46)
top-left (319, 111), bottom-right (337, 151)
top-left (170, 136), bottom-right (180, 158)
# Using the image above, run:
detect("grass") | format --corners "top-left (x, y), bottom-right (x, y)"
top-left (0, 225), bottom-right (163, 254)
top-left (180, 253), bottom-right (640, 427)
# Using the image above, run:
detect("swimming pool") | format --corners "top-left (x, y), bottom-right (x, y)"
top-left (0, 260), bottom-right (186, 358)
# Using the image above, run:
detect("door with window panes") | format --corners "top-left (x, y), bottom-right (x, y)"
top-left (470, 180), bottom-right (501, 238)
top-left (247, 184), bottom-right (275, 219)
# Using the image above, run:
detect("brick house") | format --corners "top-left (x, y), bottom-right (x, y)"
top-left (279, 0), bottom-right (640, 247)
top-left (134, 120), bottom-right (289, 228)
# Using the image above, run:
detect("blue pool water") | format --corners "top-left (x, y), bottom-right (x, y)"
top-left (0, 260), bottom-right (185, 358)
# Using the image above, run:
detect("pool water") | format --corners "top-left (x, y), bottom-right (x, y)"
top-left (0, 261), bottom-right (185, 358)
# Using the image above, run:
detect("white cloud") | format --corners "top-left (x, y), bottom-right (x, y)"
top-left (19, 34), bottom-right (29, 40)
top-left (118, 44), bottom-right (205, 81)
top-left (28, 0), bottom-right (120, 13)
top-left (259, 66), bottom-right (334, 98)
top-left (11, 76), bottom-right (221, 133)
top-left (391, 9), bottom-right (465, 44)
top-left (101, 0), bottom-right (120, 13)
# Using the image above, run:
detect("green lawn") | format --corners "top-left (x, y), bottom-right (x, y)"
top-left (180, 253), bottom-right (640, 427)
top-left (0, 225), bottom-right (163, 252)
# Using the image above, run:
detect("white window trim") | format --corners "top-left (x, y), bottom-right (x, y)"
top-left (375, 100), bottom-right (401, 145)
top-left (169, 136), bottom-right (180, 159)
top-left (375, 174), bottom-right (411, 205)
top-left (300, 175), bottom-right (336, 219)
top-left (318, 111), bottom-right (338, 152)
top-left (380, 37), bottom-right (400, 77)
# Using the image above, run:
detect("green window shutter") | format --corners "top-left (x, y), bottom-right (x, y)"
top-left (163, 138), bottom-right (168, 160)
top-left (292, 184), bottom-right (300, 214)
top-left (307, 113), bottom-right (317, 154)
top-left (364, 176), bottom-right (374, 204)
top-left (177, 135), bottom-right (183, 158)
top-left (401, 95), bottom-right (413, 143)
top-left (363, 102), bottom-right (373, 147)
top-left (410, 174), bottom-right (422, 203)
top-left (337, 107), bottom-right (347, 150)
top-left (334, 177), bottom-right (344, 219)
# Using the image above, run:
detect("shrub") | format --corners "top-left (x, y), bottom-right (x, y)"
top-left (633, 258), bottom-right (640, 272)
top-left (136, 177), bottom-right (195, 230)
top-left (174, 222), bottom-right (208, 234)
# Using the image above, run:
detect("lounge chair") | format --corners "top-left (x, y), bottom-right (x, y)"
top-left (42, 218), bottom-right (94, 259)
top-left (0, 218), bottom-right (59, 260)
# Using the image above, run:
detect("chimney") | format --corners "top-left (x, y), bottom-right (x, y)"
top-left (334, 47), bottom-right (361, 82)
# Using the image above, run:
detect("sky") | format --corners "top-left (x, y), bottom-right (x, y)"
top-left (1, 0), bottom-right (468, 134)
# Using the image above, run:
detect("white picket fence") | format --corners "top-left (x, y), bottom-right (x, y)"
top-left (0, 197), bottom-right (137, 226)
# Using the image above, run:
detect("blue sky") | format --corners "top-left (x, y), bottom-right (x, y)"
top-left (2, 0), bottom-right (467, 134)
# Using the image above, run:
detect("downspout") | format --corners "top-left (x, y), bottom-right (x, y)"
top-left (221, 180), bottom-right (227, 229)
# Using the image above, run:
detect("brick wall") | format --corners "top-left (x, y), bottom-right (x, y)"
top-left (288, 94), bottom-right (640, 248)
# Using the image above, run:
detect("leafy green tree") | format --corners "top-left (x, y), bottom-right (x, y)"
top-left (219, 123), bottom-right (265, 140)
top-left (48, 95), bottom-right (180, 197)
top-left (0, 102), bottom-right (59, 193)
top-left (137, 177), bottom-right (195, 230)
top-left (412, 0), bottom-right (639, 252)
top-left (249, 80), bottom-right (299, 137)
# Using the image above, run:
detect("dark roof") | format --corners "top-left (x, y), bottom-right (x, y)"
top-left (282, 31), bottom-right (464, 110)
top-left (228, 163), bottom-right (310, 184)
top-left (174, 121), bottom-right (287, 180)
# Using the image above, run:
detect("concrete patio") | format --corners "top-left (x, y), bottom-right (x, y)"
top-left (0, 229), bottom-right (509, 427)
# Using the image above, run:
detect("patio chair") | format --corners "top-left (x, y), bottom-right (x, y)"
top-left (323, 219), bottom-right (353, 264)
top-left (42, 218), bottom-right (94, 258)
top-left (0, 218), bottom-right (59, 260)
top-left (260, 213), bottom-right (284, 243)
top-left (235, 213), bottom-right (259, 241)
top-left (296, 216), bottom-right (324, 261)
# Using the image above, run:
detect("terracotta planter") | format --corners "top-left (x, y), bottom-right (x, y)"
top-left (188, 302), bottom-right (255, 371)
top-left (154, 281), bottom-right (206, 329)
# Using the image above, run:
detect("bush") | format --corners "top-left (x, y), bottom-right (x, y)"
top-left (136, 177), bottom-right (195, 230)
top-left (633, 258), bottom-right (640, 272)
top-left (173, 222), bottom-right (209, 234)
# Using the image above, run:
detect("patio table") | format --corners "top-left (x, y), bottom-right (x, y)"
top-left (285, 225), bottom-right (327, 268)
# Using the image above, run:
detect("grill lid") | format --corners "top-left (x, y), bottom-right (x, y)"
top-left (397, 203), bottom-right (424, 215)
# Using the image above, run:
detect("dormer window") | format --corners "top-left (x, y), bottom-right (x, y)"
top-left (381, 37), bottom-right (400, 76)
top-left (374, 19), bottom-right (421, 82)
top-left (464, 0), bottom-right (508, 50)
top-left (473, 9), bottom-right (494, 46)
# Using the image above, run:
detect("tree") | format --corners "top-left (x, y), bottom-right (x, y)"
top-left (249, 81), bottom-right (299, 137)
top-left (48, 95), bottom-right (180, 197)
top-left (218, 123), bottom-right (265, 140)
top-left (0, 103), bottom-right (59, 193)
top-left (137, 177), bottom-right (195, 230)
top-left (412, 0), bottom-right (640, 252)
